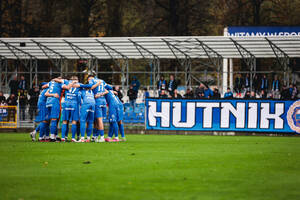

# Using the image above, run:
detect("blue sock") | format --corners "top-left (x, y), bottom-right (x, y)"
top-left (119, 123), bottom-right (125, 138)
top-left (99, 130), bottom-right (104, 137)
top-left (66, 124), bottom-right (69, 138)
top-left (87, 123), bottom-right (93, 137)
top-left (95, 129), bottom-right (100, 137)
top-left (45, 123), bottom-right (50, 137)
top-left (80, 121), bottom-right (86, 138)
top-left (93, 128), bottom-right (97, 137)
top-left (112, 122), bottom-right (118, 138)
top-left (35, 123), bottom-right (41, 132)
top-left (77, 123), bottom-right (80, 137)
top-left (108, 124), bottom-right (113, 138)
top-left (39, 122), bottom-right (45, 138)
top-left (50, 120), bottom-right (57, 135)
top-left (71, 124), bottom-right (77, 139)
top-left (61, 123), bottom-right (67, 139)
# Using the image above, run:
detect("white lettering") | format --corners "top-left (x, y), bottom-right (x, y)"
top-left (197, 102), bottom-right (220, 128)
top-left (260, 103), bottom-right (284, 129)
top-left (221, 102), bottom-right (246, 128)
top-left (172, 102), bottom-right (195, 128)
top-left (248, 103), bottom-right (258, 128)
top-left (148, 101), bottom-right (170, 127)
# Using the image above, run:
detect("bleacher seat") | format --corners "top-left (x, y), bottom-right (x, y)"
top-left (103, 103), bottom-right (145, 124)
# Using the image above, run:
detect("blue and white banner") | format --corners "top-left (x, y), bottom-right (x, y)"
top-left (145, 98), bottom-right (300, 133)
top-left (226, 26), bottom-right (300, 37)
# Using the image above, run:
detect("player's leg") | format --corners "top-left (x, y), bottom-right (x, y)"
top-left (97, 106), bottom-right (106, 141)
top-left (118, 121), bottom-right (125, 141)
top-left (44, 120), bottom-right (50, 141)
top-left (92, 107), bottom-right (99, 141)
top-left (79, 104), bottom-right (88, 142)
top-left (71, 120), bottom-right (78, 142)
top-left (118, 104), bottom-right (125, 141)
top-left (31, 103), bottom-right (45, 141)
top-left (95, 117), bottom-right (105, 142)
top-left (71, 105), bottom-right (79, 142)
top-left (93, 105), bottom-right (102, 142)
top-left (61, 107), bottom-right (69, 142)
top-left (50, 119), bottom-right (58, 142)
top-left (49, 103), bottom-right (60, 141)
top-left (110, 106), bottom-right (119, 142)
top-left (76, 121), bottom-right (80, 140)
top-left (105, 124), bottom-right (113, 142)
top-left (86, 105), bottom-right (95, 142)
top-left (92, 121), bottom-right (98, 142)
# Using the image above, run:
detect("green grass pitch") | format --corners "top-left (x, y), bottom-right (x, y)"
top-left (0, 133), bottom-right (300, 200)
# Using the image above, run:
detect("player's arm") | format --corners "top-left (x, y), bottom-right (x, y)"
top-left (105, 84), bottom-right (113, 91)
top-left (62, 83), bottom-right (72, 90)
top-left (95, 89), bottom-right (108, 99)
top-left (77, 80), bottom-right (101, 89)
top-left (42, 83), bottom-right (49, 89)
top-left (73, 82), bottom-right (92, 89)
top-left (45, 90), bottom-right (59, 98)
top-left (90, 80), bottom-right (101, 90)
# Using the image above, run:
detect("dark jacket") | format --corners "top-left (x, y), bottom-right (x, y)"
top-left (19, 95), bottom-right (28, 107)
top-left (281, 88), bottom-right (291, 100)
top-left (0, 96), bottom-right (6, 103)
top-left (127, 89), bottom-right (137, 101)
top-left (28, 88), bottom-right (39, 107)
top-left (9, 80), bottom-right (19, 95)
top-left (194, 87), bottom-right (205, 98)
top-left (167, 80), bottom-right (178, 93)
top-left (184, 91), bottom-right (194, 99)
top-left (6, 97), bottom-right (17, 106)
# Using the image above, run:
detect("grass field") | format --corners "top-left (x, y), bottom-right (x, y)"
top-left (0, 133), bottom-right (300, 200)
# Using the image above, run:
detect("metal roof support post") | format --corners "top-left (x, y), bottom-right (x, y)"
top-left (95, 59), bottom-right (99, 76)
top-left (162, 39), bottom-right (192, 88)
top-left (231, 38), bottom-right (256, 91)
top-left (186, 57), bottom-right (192, 88)
top-left (265, 38), bottom-right (290, 86)
top-left (0, 56), bottom-right (7, 91)
top-left (34, 59), bottom-right (38, 87)
top-left (5, 59), bottom-right (8, 90)
top-left (29, 58), bottom-right (33, 88)
top-left (60, 58), bottom-right (63, 77)
top-left (126, 59), bottom-right (129, 89)
top-left (29, 58), bottom-right (38, 87)
top-left (0, 56), bottom-right (3, 91)
top-left (217, 58), bottom-right (222, 91)
top-left (153, 58), bottom-right (160, 92)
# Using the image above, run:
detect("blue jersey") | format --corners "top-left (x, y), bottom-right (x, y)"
top-left (104, 90), bottom-right (119, 107)
top-left (79, 89), bottom-right (95, 105)
top-left (46, 80), bottom-right (68, 105)
top-left (38, 89), bottom-right (48, 105)
top-left (88, 78), bottom-right (107, 106)
top-left (64, 82), bottom-right (80, 104)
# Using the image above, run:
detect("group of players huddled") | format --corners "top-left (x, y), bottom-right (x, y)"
top-left (30, 74), bottom-right (125, 143)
